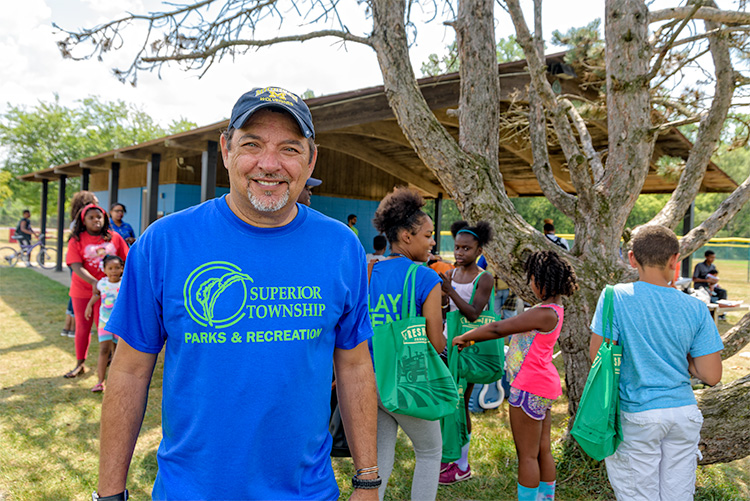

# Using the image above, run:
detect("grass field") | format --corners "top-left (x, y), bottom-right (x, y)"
top-left (1, 258), bottom-right (749, 500)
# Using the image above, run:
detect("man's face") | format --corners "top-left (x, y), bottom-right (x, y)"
top-left (297, 185), bottom-right (312, 206)
top-left (221, 109), bottom-right (315, 219)
top-left (706, 254), bottom-right (716, 265)
top-left (350, 217), bottom-right (357, 226)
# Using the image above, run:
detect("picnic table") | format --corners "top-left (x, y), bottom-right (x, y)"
top-left (707, 302), bottom-right (749, 327)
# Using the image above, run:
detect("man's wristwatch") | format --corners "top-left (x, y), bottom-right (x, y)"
top-left (351, 475), bottom-right (382, 490)
top-left (92, 490), bottom-right (128, 500)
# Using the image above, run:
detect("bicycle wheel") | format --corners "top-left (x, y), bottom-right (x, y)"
top-left (0, 247), bottom-right (19, 267)
top-left (36, 246), bottom-right (58, 269)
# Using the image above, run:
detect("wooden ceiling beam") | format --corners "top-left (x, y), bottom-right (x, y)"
top-left (164, 139), bottom-right (207, 152)
top-left (334, 121), bottom-right (413, 148)
top-left (79, 161), bottom-right (110, 171)
top-left (113, 152), bottom-right (150, 163)
top-left (317, 133), bottom-right (442, 197)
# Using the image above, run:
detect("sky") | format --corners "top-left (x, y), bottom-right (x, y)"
top-left (0, 0), bottom-right (607, 130)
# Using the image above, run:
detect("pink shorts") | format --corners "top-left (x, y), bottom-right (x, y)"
top-left (508, 387), bottom-right (554, 420)
top-left (97, 328), bottom-right (119, 343)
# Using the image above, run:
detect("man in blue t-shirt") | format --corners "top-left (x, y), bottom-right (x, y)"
top-left (590, 225), bottom-right (723, 501)
top-left (96, 87), bottom-right (379, 501)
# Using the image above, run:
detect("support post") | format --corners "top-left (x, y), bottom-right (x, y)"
top-left (56, 175), bottom-right (67, 272)
top-left (145, 153), bottom-right (161, 227)
top-left (81, 168), bottom-right (90, 191)
top-left (201, 140), bottom-right (218, 202)
top-left (433, 193), bottom-right (443, 255)
top-left (682, 202), bottom-right (694, 278)
top-left (40, 180), bottom-right (48, 245)
top-left (109, 162), bottom-right (120, 207)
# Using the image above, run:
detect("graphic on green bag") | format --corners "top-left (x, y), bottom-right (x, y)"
top-left (371, 263), bottom-right (459, 420)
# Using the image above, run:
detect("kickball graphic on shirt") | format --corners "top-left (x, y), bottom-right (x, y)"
top-left (183, 261), bottom-right (253, 329)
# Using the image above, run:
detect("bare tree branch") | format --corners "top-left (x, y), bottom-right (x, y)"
top-left (506, 0), bottom-right (595, 202)
top-left (680, 172), bottom-right (750, 255)
top-left (140, 30), bottom-right (371, 63)
top-left (646, 2), bottom-right (701, 81)
top-left (668, 25), bottom-right (750, 49)
top-left (650, 6), bottom-right (736, 230)
top-left (650, 6), bottom-right (750, 25)
top-left (651, 113), bottom-right (706, 132)
top-left (560, 98), bottom-right (605, 181)
top-left (721, 313), bottom-right (750, 359)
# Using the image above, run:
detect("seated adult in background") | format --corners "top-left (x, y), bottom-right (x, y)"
top-left (366, 235), bottom-right (388, 262)
top-left (109, 203), bottom-right (136, 246)
top-left (693, 250), bottom-right (727, 301)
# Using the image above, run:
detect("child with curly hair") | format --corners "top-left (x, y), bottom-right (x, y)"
top-left (453, 250), bottom-right (578, 501)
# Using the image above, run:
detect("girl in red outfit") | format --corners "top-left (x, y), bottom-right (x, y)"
top-left (64, 204), bottom-right (128, 379)
top-left (453, 251), bottom-right (578, 501)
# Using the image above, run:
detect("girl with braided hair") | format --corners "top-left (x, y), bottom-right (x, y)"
top-left (453, 250), bottom-right (578, 501)
top-left (438, 220), bottom-right (494, 485)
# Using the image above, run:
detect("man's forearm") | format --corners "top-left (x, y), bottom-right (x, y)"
top-left (98, 346), bottom-right (156, 496)
top-left (333, 344), bottom-right (378, 472)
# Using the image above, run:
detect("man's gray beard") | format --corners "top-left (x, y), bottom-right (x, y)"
top-left (247, 189), bottom-right (290, 212)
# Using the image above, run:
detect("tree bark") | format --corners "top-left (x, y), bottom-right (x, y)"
top-left (721, 313), bottom-right (750, 360)
top-left (697, 374), bottom-right (750, 464)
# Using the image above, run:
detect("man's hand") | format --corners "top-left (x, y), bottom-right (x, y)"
top-left (349, 488), bottom-right (378, 500)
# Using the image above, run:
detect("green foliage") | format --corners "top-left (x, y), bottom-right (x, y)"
top-left (0, 95), bottom-right (196, 223)
top-left (420, 36), bottom-right (525, 77)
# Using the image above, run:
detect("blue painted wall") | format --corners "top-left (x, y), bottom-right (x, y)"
top-left (94, 186), bottom-right (372, 244)
top-left (309, 195), bottom-right (381, 253)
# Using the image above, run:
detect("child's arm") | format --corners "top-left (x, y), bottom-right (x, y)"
top-left (85, 288), bottom-right (100, 320)
top-left (441, 272), bottom-right (495, 322)
top-left (688, 352), bottom-right (722, 386)
top-left (453, 305), bottom-right (558, 350)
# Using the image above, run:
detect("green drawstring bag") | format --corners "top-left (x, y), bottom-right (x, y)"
top-left (444, 271), bottom-right (504, 384)
top-left (372, 263), bottom-right (459, 421)
top-left (440, 328), bottom-right (469, 462)
top-left (571, 285), bottom-right (623, 461)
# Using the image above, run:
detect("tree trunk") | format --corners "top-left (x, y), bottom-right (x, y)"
top-left (697, 374), bottom-right (750, 464)
top-left (721, 313), bottom-right (750, 360)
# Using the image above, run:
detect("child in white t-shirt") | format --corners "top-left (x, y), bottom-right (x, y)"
top-left (85, 255), bottom-right (124, 393)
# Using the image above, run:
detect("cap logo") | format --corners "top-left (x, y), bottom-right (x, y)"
top-left (254, 87), bottom-right (300, 106)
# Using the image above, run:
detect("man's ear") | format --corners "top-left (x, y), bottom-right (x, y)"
top-left (220, 133), bottom-right (230, 167)
top-left (627, 250), bottom-right (639, 269)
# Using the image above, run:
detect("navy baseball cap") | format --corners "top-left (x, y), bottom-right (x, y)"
top-left (229, 87), bottom-right (315, 138)
top-left (306, 177), bottom-right (322, 187)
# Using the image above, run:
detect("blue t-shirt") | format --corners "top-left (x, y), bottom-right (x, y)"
top-left (106, 196), bottom-right (373, 500)
top-left (590, 282), bottom-right (723, 413)
top-left (368, 258), bottom-right (441, 359)
top-left (110, 220), bottom-right (135, 243)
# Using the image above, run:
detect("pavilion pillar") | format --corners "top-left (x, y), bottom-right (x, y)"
top-left (108, 162), bottom-right (120, 207)
top-left (201, 140), bottom-right (218, 202)
top-left (682, 202), bottom-right (694, 278)
top-left (145, 153), bottom-right (161, 227)
top-left (40, 180), bottom-right (48, 246)
top-left (56, 175), bottom-right (67, 271)
top-left (81, 168), bottom-right (90, 191)
top-left (433, 192), bottom-right (443, 255)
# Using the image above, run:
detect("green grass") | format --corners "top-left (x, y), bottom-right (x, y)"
top-left (1, 266), bottom-right (749, 500)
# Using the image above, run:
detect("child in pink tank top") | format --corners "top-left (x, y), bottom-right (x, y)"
top-left (453, 251), bottom-right (578, 501)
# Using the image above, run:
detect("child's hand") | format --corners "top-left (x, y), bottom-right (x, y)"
top-left (452, 334), bottom-right (475, 351)
top-left (84, 305), bottom-right (92, 320)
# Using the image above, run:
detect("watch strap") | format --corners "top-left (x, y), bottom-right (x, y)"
top-left (92, 490), bottom-right (128, 501)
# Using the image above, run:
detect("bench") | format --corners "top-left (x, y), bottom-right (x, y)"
top-left (707, 303), bottom-right (749, 327)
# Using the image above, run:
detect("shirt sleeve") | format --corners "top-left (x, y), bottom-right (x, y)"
top-left (590, 288), bottom-right (607, 337)
top-left (334, 243), bottom-right (374, 350)
top-left (106, 238), bottom-right (166, 354)
top-left (110, 232), bottom-right (130, 261)
top-left (689, 304), bottom-right (724, 358)
top-left (65, 238), bottom-right (83, 266)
